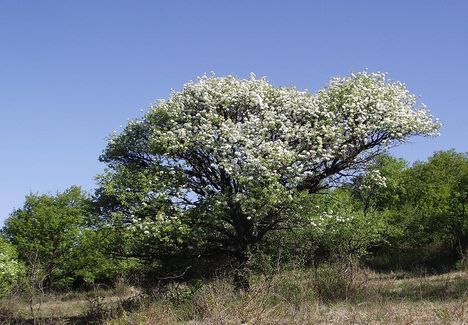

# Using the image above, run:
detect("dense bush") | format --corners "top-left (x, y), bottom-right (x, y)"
top-left (1, 187), bottom-right (134, 291)
top-left (365, 151), bottom-right (468, 270)
top-left (255, 188), bottom-right (387, 271)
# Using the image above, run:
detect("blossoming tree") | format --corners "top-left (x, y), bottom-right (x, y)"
top-left (98, 72), bottom-right (439, 287)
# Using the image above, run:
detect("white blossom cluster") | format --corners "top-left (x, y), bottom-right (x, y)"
top-left (358, 169), bottom-right (387, 192)
top-left (309, 208), bottom-right (355, 228)
top-left (0, 252), bottom-right (19, 275)
top-left (139, 72), bottom-right (439, 191)
top-left (127, 211), bottom-right (188, 244)
top-left (0, 251), bottom-right (22, 297)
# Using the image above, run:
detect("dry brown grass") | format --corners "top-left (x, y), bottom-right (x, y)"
top-left (1, 269), bottom-right (466, 324)
top-left (108, 296), bottom-right (467, 325)
top-left (106, 269), bottom-right (467, 325)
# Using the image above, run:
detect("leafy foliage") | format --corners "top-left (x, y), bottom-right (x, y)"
top-left (362, 150), bottom-right (468, 269)
top-left (2, 186), bottom-right (128, 289)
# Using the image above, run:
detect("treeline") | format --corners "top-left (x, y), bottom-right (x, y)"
top-left (0, 150), bottom-right (466, 297)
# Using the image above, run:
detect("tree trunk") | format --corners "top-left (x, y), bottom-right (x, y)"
top-left (228, 201), bottom-right (253, 291)
top-left (233, 249), bottom-right (250, 291)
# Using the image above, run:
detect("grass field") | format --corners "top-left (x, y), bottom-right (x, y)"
top-left (1, 268), bottom-right (466, 324)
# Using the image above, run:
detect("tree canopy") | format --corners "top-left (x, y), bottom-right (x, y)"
top-left (98, 71), bottom-right (440, 279)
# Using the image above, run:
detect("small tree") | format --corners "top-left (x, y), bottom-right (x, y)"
top-left (99, 72), bottom-right (439, 288)
top-left (3, 186), bottom-right (90, 289)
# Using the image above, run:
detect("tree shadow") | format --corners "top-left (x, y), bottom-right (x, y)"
top-left (377, 273), bottom-right (468, 302)
top-left (0, 295), bottom-right (143, 325)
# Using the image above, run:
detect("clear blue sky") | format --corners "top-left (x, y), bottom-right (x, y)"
top-left (1, 1), bottom-right (467, 223)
